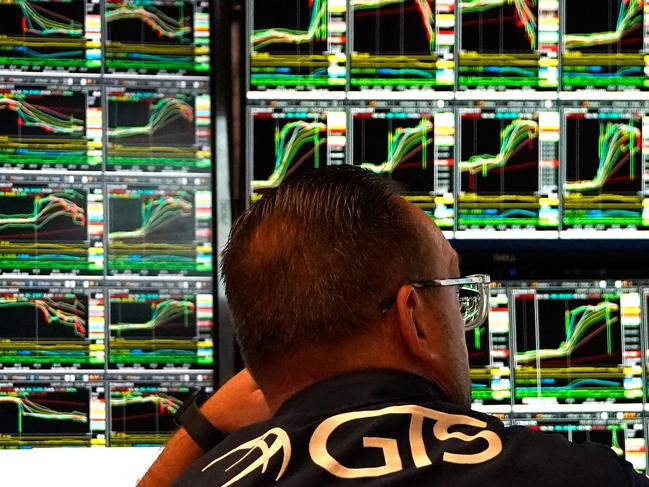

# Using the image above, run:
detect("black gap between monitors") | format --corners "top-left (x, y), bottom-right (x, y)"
top-left (453, 240), bottom-right (648, 280)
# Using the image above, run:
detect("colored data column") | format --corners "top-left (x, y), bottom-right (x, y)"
top-left (468, 286), bottom-right (512, 415)
top-left (248, 0), bottom-right (347, 92)
top-left (458, 0), bottom-right (559, 90)
top-left (349, 0), bottom-right (455, 92)
top-left (0, 0), bottom-right (101, 73)
top-left (457, 101), bottom-right (560, 238)
top-left (349, 100), bottom-right (454, 233)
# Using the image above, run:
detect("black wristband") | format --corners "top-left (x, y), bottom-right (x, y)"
top-left (174, 391), bottom-right (227, 451)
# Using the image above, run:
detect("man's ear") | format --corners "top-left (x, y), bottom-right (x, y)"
top-left (395, 285), bottom-right (435, 362)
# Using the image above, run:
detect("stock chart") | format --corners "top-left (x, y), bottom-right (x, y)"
top-left (464, 281), bottom-right (646, 472)
top-left (0, 0), bottom-right (101, 73)
top-left (0, 378), bottom-right (103, 448)
top-left (0, 283), bottom-right (105, 369)
top-left (108, 375), bottom-right (212, 446)
top-left (105, 0), bottom-right (210, 75)
top-left (562, 102), bottom-right (649, 236)
top-left (107, 84), bottom-right (211, 173)
top-left (350, 100), bottom-right (454, 230)
top-left (0, 79), bottom-right (102, 171)
top-left (107, 181), bottom-right (212, 276)
top-left (562, 0), bottom-right (648, 91)
top-left (512, 285), bottom-right (643, 411)
top-left (248, 0), bottom-right (347, 90)
top-left (248, 101), bottom-right (346, 199)
top-left (108, 289), bottom-right (213, 368)
top-left (458, 0), bottom-right (558, 90)
top-left (350, 0), bottom-right (455, 90)
top-left (0, 180), bottom-right (104, 275)
top-left (457, 101), bottom-right (560, 237)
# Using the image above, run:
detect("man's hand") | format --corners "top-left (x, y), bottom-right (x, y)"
top-left (137, 369), bottom-right (271, 487)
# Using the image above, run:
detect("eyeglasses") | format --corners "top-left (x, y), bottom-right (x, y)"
top-left (379, 274), bottom-right (491, 331)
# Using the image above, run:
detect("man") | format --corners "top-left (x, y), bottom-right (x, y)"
top-left (140, 166), bottom-right (648, 486)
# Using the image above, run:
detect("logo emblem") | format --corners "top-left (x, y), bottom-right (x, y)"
top-left (202, 427), bottom-right (292, 487)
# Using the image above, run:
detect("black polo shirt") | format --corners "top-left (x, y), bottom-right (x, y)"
top-left (173, 370), bottom-right (649, 486)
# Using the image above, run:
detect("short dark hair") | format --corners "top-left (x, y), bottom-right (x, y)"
top-left (221, 166), bottom-right (430, 374)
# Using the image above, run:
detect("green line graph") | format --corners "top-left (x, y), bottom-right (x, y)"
top-left (111, 392), bottom-right (183, 414)
top-left (0, 192), bottom-right (85, 232)
top-left (515, 301), bottom-right (618, 364)
top-left (110, 299), bottom-right (194, 335)
top-left (108, 98), bottom-right (193, 139)
top-left (0, 396), bottom-right (87, 434)
top-left (564, 122), bottom-right (640, 192)
top-left (18, 0), bottom-right (83, 36)
top-left (564, 0), bottom-right (642, 50)
top-left (361, 118), bottom-right (433, 174)
top-left (1, 97), bottom-right (84, 135)
top-left (460, 119), bottom-right (538, 176)
top-left (252, 120), bottom-right (326, 191)
top-left (0, 297), bottom-right (86, 337)
top-left (251, 0), bottom-right (327, 50)
top-left (352, 0), bottom-right (436, 51)
top-left (108, 194), bottom-right (192, 240)
top-left (105, 4), bottom-right (191, 39)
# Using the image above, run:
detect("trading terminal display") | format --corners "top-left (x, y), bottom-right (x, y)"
top-left (0, 375), bottom-right (104, 448)
top-left (108, 284), bottom-right (213, 369)
top-left (104, 0), bottom-right (211, 75)
top-left (106, 83), bottom-right (211, 173)
top-left (0, 178), bottom-right (104, 275)
top-left (247, 0), bottom-right (347, 91)
top-left (562, 101), bottom-right (649, 236)
top-left (106, 178), bottom-right (212, 276)
top-left (562, 0), bottom-right (649, 91)
top-left (349, 100), bottom-right (454, 230)
top-left (0, 78), bottom-right (102, 171)
top-left (107, 373), bottom-right (212, 446)
top-left (457, 0), bottom-right (559, 90)
top-left (464, 281), bottom-right (647, 472)
top-left (248, 100), bottom-right (346, 200)
top-left (511, 283), bottom-right (643, 413)
top-left (0, 280), bottom-right (105, 369)
top-left (457, 101), bottom-right (560, 237)
top-left (0, 0), bottom-right (101, 73)
top-left (349, 0), bottom-right (455, 91)
top-left (0, 0), bottom-right (215, 449)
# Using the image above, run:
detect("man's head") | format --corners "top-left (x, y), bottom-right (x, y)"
top-left (221, 166), bottom-right (470, 406)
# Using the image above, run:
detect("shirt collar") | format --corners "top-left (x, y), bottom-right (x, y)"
top-left (274, 369), bottom-right (448, 418)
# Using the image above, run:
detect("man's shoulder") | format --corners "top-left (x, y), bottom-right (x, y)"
top-left (173, 398), bottom-right (647, 487)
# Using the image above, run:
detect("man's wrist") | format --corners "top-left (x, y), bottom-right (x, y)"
top-left (174, 391), bottom-right (227, 451)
